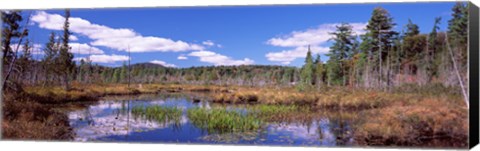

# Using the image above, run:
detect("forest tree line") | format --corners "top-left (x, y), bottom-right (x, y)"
top-left (297, 3), bottom-right (468, 91)
top-left (1, 2), bottom-right (469, 99)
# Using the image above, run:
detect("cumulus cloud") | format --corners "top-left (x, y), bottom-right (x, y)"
top-left (149, 60), bottom-right (177, 68)
top-left (31, 11), bottom-right (204, 53)
top-left (265, 23), bottom-right (367, 64)
top-left (266, 46), bottom-right (329, 65)
top-left (188, 50), bottom-right (254, 66)
top-left (69, 43), bottom-right (104, 55)
top-left (177, 54), bottom-right (188, 60)
top-left (267, 23), bottom-right (367, 47)
top-left (202, 40), bottom-right (223, 48)
top-left (74, 54), bottom-right (129, 63)
top-left (10, 43), bottom-right (44, 54)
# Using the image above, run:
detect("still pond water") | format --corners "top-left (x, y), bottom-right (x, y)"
top-left (67, 93), bottom-right (356, 146)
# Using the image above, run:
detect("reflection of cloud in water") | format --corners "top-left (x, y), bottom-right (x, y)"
top-left (268, 119), bottom-right (336, 146)
top-left (68, 100), bottom-right (188, 142)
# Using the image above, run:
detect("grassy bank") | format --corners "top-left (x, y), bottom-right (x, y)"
top-left (2, 90), bottom-right (74, 140)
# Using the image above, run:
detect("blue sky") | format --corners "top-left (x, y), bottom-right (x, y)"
top-left (25, 2), bottom-right (456, 68)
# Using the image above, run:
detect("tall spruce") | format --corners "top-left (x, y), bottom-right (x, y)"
top-left (327, 23), bottom-right (357, 86)
top-left (426, 17), bottom-right (441, 82)
top-left (120, 61), bottom-right (128, 83)
top-left (299, 46), bottom-right (314, 90)
top-left (447, 2), bottom-right (468, 77)
top-left (42, 32), bottom-right (57, 85)
top-left (1, 11), bottom-right (24, 65)
top-left (363, 7), bottom-right (398, 88)
top-left (57, 9), bottom-right (75, 90)
top-left (313, 54), bottom-right (324, 88)
top-left (447, 2), bottom-right (469, 107)
top-left (405, 19), bottom-right (420, 37)
top-left (17, 39), bottom-right (32, 82)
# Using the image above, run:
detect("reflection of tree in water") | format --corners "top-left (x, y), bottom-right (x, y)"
top-left (83, 107), bottom-right (94, 126)
top-left (325, 117), bottom-right (353, 146)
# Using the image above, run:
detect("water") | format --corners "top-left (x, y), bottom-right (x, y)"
top-left (67, 93), bottom-right (355, 146)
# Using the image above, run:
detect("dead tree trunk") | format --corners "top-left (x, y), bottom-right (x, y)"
top-left (2, 12), bottom-right (32, 91)
top-left (445, 33), bottom-right (469, 108)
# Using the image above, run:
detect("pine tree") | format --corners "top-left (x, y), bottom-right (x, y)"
top-left (447, 2), bottom-right (469, 108)
top-left (120, 61), bottom-right (128, 83)
top-left (42, 32), bottom-right (58, 85)
top-left (17, 39), bottom-right (32, 83)
top-left (405, 19), bottom-right (420, 37)
top-left (363, 7), bottom-right (398, 88)
top-left (112, 68), bottom-right (120, 83)
top-left (2, 10), bottom-right (28, 89)
top-left (57, 9), bottom-right (75, 90)
top-left (447, 2), bottom-right (468, 78)
top-left (298, 46), bottom-right (314, 90)
top-left (426, 17), bottom-right (441, 82)
top-left (78, 59), bottom-right (86, 83)
top-left (327, 23), bottom-right (357, 86)
top-left (313, 54), bottom-right (324, 88)
top-left (1, 11), bottom-right (24, 65)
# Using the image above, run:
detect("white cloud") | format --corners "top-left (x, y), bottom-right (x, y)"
top-left (31, 11), bottom-right (204, 53)
top-left (69, 43), bottom-right (104, 55)
top-left (202, 40), bottom-right (215, 46)
top-left (188, 50), bottom-right (254, 66)
top-left (149, 60), bottom-right (177, 68)
top-left (74, 54), bottom-right (129, 63)
top-left (267, 23), bottom-right (367, 47)
top-left (265, 22), bottom-right (367, 64)
top-left (266, 46), bottom-right (329, 65)
top-left (177, 54), bottom-right (188, 60)
top-left (30, 44), bottom-right (44, 54)
top-left (70, 35), bottom-right (78, 41)
top-left (10, 43), bottom-right (44, 54)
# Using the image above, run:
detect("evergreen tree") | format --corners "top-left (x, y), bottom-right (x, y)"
top-left (299, 46), bottom-right (314, 90)
top-left (447, 2), bottom-right (468, 75)
top-left (42, 32), bottom-right (58, 85)
top-left (405, 19), bottom-right (420, 37)
top-left (313, 54), bottom-right (324, 87)
top-left (120, 61), bottom-right (128, 83)
top-left (112, 68), bottom-right (120, 83)
top-left (327, 23), bottom-right (357, 86)
top-left (57, 9), bottom-right (75, 90)
top-left (17, 39), bottom-right (32, 82)
top-left (1, 11), bottom-right (24, 64)
top-left (78, 59), bottom-right (86, 83)
top-left (426, 17), bottom-right (441, 82)
top-left (363, 7), bottom-right (398, 88)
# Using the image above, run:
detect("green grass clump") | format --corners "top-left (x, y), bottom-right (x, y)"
top-left (131, 106), bottom-right (182, 125)
top-left (187, 108), bottom-right (261, 133)
top-left (247, 104), bottom-right (300, 118)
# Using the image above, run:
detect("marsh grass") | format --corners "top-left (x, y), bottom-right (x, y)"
top-left (353, 98), bottom-right (468, 147)
top-left (187, 108), bottom-right (262, 133)
top-left (131, 106), bottom-right (182, 126)
top-left (186, 104), bottom-right (311, 134)
top-left (2, 90), bottom-right (73, 140)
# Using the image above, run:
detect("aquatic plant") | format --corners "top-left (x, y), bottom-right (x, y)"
top-left (245, 104), bottom-right (303, 120)
top-left (187, 108), bottom-right (262, 133)
top-left (131, 106), bottom-right (182, 125)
